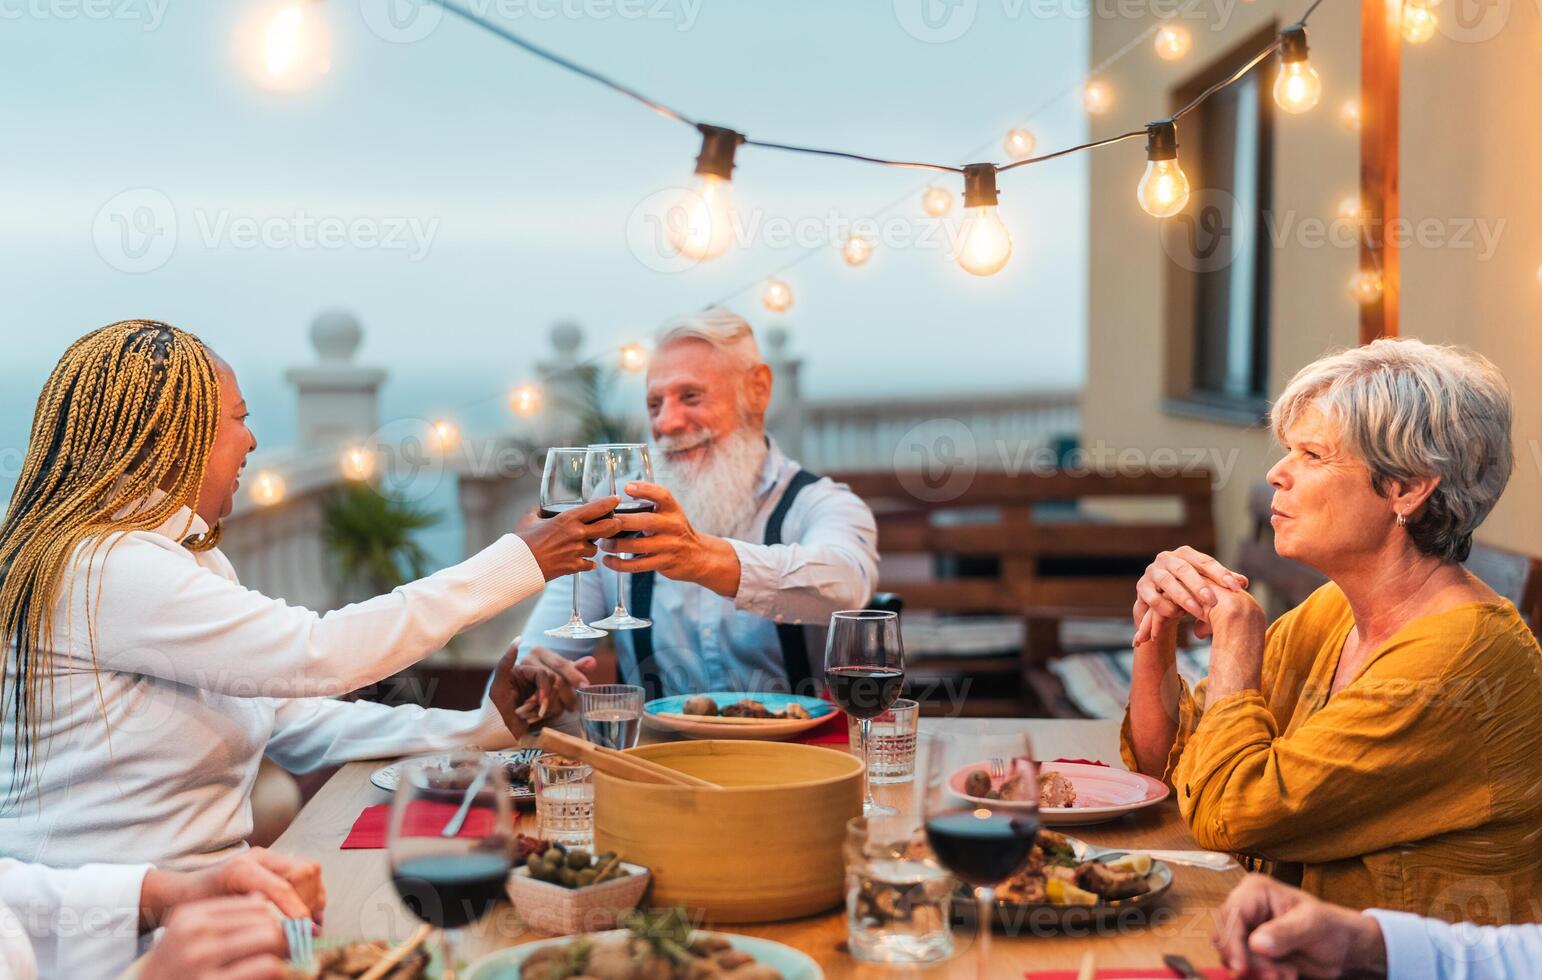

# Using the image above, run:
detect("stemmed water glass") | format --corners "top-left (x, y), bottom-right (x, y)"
top-left (388, 751), bottom-right (513, 980)
top-left (540, 447), bottom-right (607, 640)
top-left (585, 443), bottom-right (654, 630)
top-left (921, 729), bottom-right (1038, 980)
top-left (824, 609), bottom-right (906, 817)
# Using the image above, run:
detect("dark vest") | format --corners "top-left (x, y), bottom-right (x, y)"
top-left (621, 469), bottom-right (823, 700)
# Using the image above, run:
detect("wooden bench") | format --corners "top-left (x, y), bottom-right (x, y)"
top-left (830, 469), bottom-right (1216, 716)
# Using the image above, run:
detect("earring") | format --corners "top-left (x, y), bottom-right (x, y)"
top-left (1395, 512), bottom-right (1407, 528)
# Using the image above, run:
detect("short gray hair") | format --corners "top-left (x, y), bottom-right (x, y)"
top-left (654, 308), bottom-right (764, 374)
top-left (1271, 338), bottom-right (1513, 563)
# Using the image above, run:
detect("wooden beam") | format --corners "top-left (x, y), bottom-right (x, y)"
top-left (1359, 0), bottom-right (1401, 341)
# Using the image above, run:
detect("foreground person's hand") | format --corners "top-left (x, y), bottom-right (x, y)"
top-left (1214, 874), bottom-right (1387, 979)
top-left (517, 496), bottom-right (621, 580)
top-left (140, 895), bottom-right (290, 980)
top-left (489, 638), bottom-right (597, 734)
top-left (600, 482), bottom-right (742, 597)
top-left (140, 848), bottom-right (325, 929)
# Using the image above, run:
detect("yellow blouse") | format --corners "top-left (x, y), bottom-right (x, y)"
top-left (1121, 583), bottom-right (1542, 922)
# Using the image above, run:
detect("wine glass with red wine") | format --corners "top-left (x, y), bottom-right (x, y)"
top-left (388, 750), bottom-right (513, 980)
top-left (824, 609), bottom-right (906, 817)
top-left (921, 729), bottom-right (1037, 980)
top-left (540, 446), bottom-right (607, 639)
top-left (586, 443), bottom-right (654, 630)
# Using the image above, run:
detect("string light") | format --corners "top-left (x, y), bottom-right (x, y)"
top-left (921, 185), bottom-right (953, 217)
top-left (1003, 128), bottom-right (1038, 160)
top-left (251, 471), bottom-right (286, 506)
top-left (1336, 195), bottom-right (1363, 223)
top-left (510, 384), bottom-right (543, 417)
top-left (1082, 79), bottom-right (1114, 115)
top-left (955, 165), bottom-right (1012, 277)
top-left (668, 125), bottom-right (743, 262)
top-left (1136, 121), bottom-right (1190, 218)
top-left (762, 278), bottom-right (793, 312)
top-left (1339, 99), bottom-right (1361, 132)
top-left (1401, 0), bottom-right (1437, 43)
top-left (241, 0), bottom-right (330, 94)
top-left (1154, 24), bottom-right (1193, 61)
top-left (842, 235), bottom-right (874, 266)
top-left (1351, 270), bottom-right (1384, 305)
top-left (429, 419), bottom-right (460, 452)
top-left (1274, 26), bottom-right (1322, 114)
top-left (341, 445), bottom-right (375, 481)
top-left (619, 342), bottom-right (649, 372)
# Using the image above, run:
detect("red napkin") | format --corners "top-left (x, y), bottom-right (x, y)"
top-left (1027, 969), bottom-right (1228, 979)
top-left (341, 800), bottom-right (497, 850)
top-left (794, 709), bottom-right (850, 746)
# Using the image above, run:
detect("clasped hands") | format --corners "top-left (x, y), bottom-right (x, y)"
top-left (1135, 545), bottom-right (1268, 699)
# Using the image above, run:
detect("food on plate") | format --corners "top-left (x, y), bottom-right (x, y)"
top-left (515, 909), bottom-right (783, 979)
top-left (678, 697), bottom-right (812, 722)
top-left (505, 758), bottom-right (533, 789)
top-left (522, 842), bottom-right (634, 889)
top-left (281, 941), bottom-right (428, 979)
top-left (962, 764), bottom-right (1079, 808)
top-left (904, 828), bottom-right (1154, 908)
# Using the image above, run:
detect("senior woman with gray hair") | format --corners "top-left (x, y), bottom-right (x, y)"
top-left (1123, 338), bottom-right (1542, 923)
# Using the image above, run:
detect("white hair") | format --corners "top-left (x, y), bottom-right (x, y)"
top-left (1271, 337), bottom-right (1513, 563)
top-left (654, 308), bottom-right (764, 375)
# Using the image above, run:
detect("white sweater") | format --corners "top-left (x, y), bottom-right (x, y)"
top-left (0, 502), bottom-right (545, 873)
top-left (0, 859), bottom-right (150, 980)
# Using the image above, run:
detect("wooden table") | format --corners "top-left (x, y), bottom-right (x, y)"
top-left (273, 719), bottom-right (1240, 977)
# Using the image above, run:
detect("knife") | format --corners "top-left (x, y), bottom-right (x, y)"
top-left (1163, 953), bottom-right (1203, 979)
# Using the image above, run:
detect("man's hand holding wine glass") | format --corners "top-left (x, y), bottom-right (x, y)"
top-left (599, 482), bottom-right (744, 599)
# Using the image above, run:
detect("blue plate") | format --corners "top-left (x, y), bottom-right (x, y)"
top-left (642, 691), bottom-right (835, 740)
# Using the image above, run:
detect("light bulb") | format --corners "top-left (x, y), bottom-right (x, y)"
top-left (668, 125), bottom-right (742, 263)
top-left (1339, 99), bottom-right (1361, 132)
top-left (1154, 24), bottom-right (1192, 61)
top-left (341, 446), bottom-right (375, 481)
top-left (1401, 0), bottom-right (1437, 43)
top-left (762, 278), bottom-right (793, 312)
top-left (842, 235), bottom-right (874, 266)
top-left (252, 471), bottom-right (286, 506)
top-left (1336, 195), bottom-right (1363, 223)
top-left (921, 185), bottom-right (953, 217)
top-left (619, 343), bottom-right (648, 372)
top-left (1350, 270), bottom-right (1384, 305)
top-left (954, 165), bottom-right (1011, 277)
top-left (510, 384), bottom-right (542, 417)
top-left (240, 0), bottom-right (330, 94)
top-left (1137, 160), bottom-right (1190, 218)
top-left (1273, 27), bottom-right (1321, 114)
top-left (1003, 128), bottom-right (1037, 160)
top-left (429, 419), bottom-right (460, 452)
top-left (1082, 79), bottom-right (1113, 115)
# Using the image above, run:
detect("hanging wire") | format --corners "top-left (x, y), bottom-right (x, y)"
top-left (741, 138), bottom-right (965, 174)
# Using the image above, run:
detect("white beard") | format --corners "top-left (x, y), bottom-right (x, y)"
top-left (653, 426), bottom-right (767, 538)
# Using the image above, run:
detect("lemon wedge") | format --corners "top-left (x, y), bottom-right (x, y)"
top-left (1106, 853), bottom-right (1152, 875)
top-left (1046, 878), bottom-right (1099, 905)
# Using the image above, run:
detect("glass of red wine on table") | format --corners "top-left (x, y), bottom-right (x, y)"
top-left (922, 729), bottom-right (1038, 980)
top-left (539, 447), bottom-right (608, 640)
top-left (584, 443), bottom-right (654, 630)
top-left (824, 609), bottom-right (906, 817)
top-left (388, 750), bottom-right (513, 980)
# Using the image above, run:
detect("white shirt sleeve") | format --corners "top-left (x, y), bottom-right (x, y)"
top-left (60, 532), bottom-right (544, 699)
top-left (728, 480), bottom-right (879, 623)
top-left (1366, 909), bottom-right (1542, 980)
top-left (0, 859), bottom-right (151, 980)
top-left (264, 691), bottom-right (514, 773)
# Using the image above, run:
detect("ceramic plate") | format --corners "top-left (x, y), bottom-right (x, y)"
top-left (464, 928), bottom-right (823, 979)
top-left (642, 691), bottom-right (835, 740)
top-left (948, 760), bottom-right (1169, 826)
top-left (369, 748), bottom-right (543, 805)
top-left (950, 848), bottom-right (1176, 930)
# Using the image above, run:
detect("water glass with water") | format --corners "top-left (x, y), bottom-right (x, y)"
top-left (577, 684), bottom-right (645, 750)
top-left (534, 754), bottom-right (594, 848)
top-left (846, 698), bottom-right (919, 784)
top-left (844, 815), bottom-right (954, 965)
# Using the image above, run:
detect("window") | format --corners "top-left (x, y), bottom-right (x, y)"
top-left (1161, 25), bottom-right (1277, 424)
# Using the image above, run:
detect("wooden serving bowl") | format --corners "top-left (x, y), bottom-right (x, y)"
top-left (593, 739), bottom-right (864, 923)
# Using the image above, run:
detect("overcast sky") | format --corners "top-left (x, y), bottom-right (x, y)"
top-left (0, 0), bottom-right (1089, 508)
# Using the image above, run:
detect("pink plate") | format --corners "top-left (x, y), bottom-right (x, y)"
top-left (947, 761), bottom-right (1169, 826)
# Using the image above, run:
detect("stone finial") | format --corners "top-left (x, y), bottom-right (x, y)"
top-left (763, 324), bottom-right (790, 358)
top-left (550, 321), bottom-right (584, 361)
top-left (311, 310), bottom-right (362, 363)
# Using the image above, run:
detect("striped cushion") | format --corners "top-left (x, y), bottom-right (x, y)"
top-left (1048, 644), bottom-right (1212, 720)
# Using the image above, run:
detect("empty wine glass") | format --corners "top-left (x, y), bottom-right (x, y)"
top-left (824, 609), bottom-right (906, 817)
top-left (921, 729), bottom-right (1037, 980)
top-left (540, 447), bottom-right (607, 640)
top-left (586, 443), bottom-right (653, 630)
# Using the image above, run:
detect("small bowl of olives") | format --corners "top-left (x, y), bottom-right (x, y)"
top-left (505, 844), bottom-right (651, 936)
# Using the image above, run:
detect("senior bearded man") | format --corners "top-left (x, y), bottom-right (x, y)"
top-left (518, 309), bottom-right (880, 698)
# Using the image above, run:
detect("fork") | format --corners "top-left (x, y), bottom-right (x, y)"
top-left (989, 757), bottom-right (1008, 779)
top-left (283, 916), bottom-right (314, 971)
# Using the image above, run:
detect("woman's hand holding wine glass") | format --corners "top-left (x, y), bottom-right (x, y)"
top-left (517, 495), bottom-right (619, 581)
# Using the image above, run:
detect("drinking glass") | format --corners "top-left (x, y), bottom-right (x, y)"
top-left (846, 698), bottom-right (920, 784)
top-left (388, 751), bottom-right (513, 980)
top-left (824, 609), bottom-right (906, 817)
top-left (540, 447), bottom-right (607, 639)
top-left (845, 814), bottom-right (954, 965)
top-left (921, 729), bottom-right (1038, 980)
top-left (577, 684), bottom-right (645, 750)
top-left (584, 443), bottom-right (654, 630)
top-left (534, 753), bottom-right (595, 848)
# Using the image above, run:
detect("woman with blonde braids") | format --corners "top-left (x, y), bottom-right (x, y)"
top-left (0, 321), bottom-right (620, 874)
